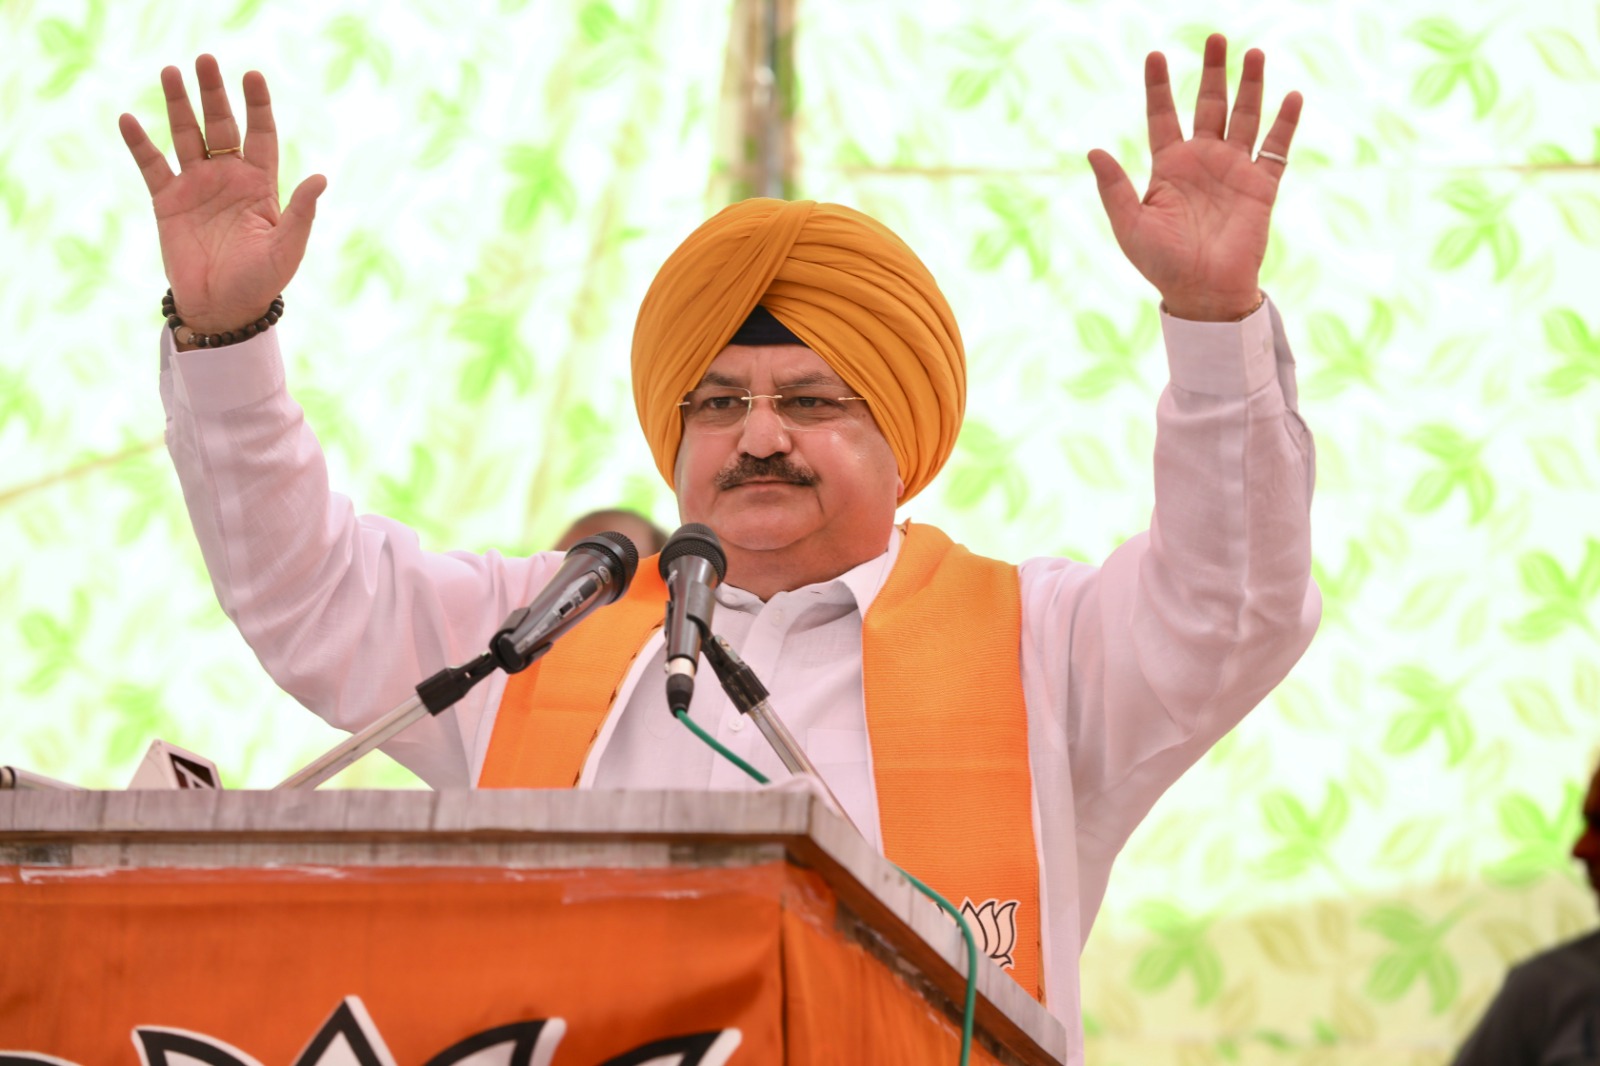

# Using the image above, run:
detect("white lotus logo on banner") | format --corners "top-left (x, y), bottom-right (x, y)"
top-left (0, 998), bottom-right (743, 1066)
top-left (959, 897), bottom-right (1020, 970)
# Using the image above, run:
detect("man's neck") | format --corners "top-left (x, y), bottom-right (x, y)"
top-left (721, 535), bottom-right (893, 602)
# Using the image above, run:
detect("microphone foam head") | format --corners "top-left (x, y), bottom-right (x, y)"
top-left (659, 522), bottom-right (727, 583)
top-left (576, 531), bottom-right (640, 588)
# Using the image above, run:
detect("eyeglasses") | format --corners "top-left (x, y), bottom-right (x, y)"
top-left (678, 385), bottom-right (869, 432)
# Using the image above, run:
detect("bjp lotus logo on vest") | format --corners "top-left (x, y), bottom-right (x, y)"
top-left (959, 898), bottom-right (1019, 970)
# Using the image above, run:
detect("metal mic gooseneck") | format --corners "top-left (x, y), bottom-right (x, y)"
top-left (701, 635), bottom-right (862, 837)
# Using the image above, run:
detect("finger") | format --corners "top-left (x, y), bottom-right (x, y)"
top-left (1256, 91), bottom-right (1304, 173)
top-left (118, 113), bottom-right (175, 197)
top-left (1192, 33), bottom-right (1230, 140)
top-left (274, 173), bottom-right (328, 271)
top-left (1144, 52), bottom-right (1183, 154)
top-left (195, 54), bottom-right (243, 157)
top-left (1087, 149), bottom-right (1141, 238)
top-left (240, 70), bottom-right (278, 181)
top-left (160, 66), bottom-right (208, 169)
top-left (1226, 48), bottom-right (1266, 150)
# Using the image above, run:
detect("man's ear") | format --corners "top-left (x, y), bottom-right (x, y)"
top-left (896, 475), bottom-right (906, 500)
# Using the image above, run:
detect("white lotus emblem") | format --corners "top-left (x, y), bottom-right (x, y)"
top-left (959, 898), bottom-right (1019, 970)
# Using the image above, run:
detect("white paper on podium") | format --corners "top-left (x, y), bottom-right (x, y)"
top-left (126, 739), bottom-right (222, 790)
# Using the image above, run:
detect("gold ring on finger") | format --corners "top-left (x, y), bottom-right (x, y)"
top-left (206, 145), bottom-right (243, 158)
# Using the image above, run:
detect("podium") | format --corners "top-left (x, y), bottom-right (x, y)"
top-left (0, 789), bottom-right (1066, 1065)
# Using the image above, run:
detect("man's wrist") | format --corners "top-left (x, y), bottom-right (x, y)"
top-left (1160, 290), bottom-right (1265, 322)
top-left (163, 289), bottom-right (283, 351)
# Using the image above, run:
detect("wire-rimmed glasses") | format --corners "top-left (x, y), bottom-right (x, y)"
top-left (678, 385), bottom-right (869, 433)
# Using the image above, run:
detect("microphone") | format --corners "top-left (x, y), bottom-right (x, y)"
top-left (660, 523), bottom-right (727, 712)
top-left (282, 532), bottom-right (638, 790)
top-left (490, 531), bottom-right (639, 673)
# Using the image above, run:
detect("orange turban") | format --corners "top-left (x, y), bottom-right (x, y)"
top-left (631, 198), bottom-right (965, 503)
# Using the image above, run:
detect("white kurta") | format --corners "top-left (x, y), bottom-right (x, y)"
top-left (159, 299), bottom-right (1321, 1064)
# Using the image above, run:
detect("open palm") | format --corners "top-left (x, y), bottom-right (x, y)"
top-left (120, 56), bottom-right (325, 335)
top-left (1089, 36), bottom-right (1303, 322)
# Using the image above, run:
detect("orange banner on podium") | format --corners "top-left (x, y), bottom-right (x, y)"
top-left (0, 861), bottom-right (997, 1065)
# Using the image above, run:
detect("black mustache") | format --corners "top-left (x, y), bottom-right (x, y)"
top-left (714, 455), bottom-right (819, 490)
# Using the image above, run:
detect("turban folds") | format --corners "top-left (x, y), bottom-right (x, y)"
top-left (632, 198), bottom-right (965, 503)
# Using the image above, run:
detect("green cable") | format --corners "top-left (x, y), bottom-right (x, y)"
top-left (672, 707), bottom-right (770, 784)
top-left (894, 865), bottom-right (978, 1066)
top-left (673, 707), bottom-right (978, 1065)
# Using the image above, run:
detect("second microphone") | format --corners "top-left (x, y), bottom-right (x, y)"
top-left (660, 523), bottom-right (728, 713)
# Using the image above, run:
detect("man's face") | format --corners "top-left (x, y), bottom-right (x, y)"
top-left (1574, 765), bottom-right (1600, 906)
top-left (672, 343), bottom-right (902, 566)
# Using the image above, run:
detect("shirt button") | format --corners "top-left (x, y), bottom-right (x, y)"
top-left (729, 715), bottom-right (746, 732)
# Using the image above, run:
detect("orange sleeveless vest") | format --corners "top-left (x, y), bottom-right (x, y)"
top-left (479, 523), bottom-right (1044, 1000)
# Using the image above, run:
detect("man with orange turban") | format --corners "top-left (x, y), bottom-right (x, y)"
top-left (126, 34), bottom-right (1319, 1061)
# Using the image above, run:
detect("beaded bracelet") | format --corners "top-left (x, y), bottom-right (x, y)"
top-left (161, 288), bottom-right (284, 348)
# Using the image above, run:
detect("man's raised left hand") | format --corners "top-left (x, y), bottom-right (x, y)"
top-left (1088, 34), bottom-right (1302, 322)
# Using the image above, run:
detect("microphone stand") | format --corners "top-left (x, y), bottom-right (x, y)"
top-left (276, 653), bottom-right (500, 790)
top-left (277, 590), bottom-right (590, 790)
top-left (700, 635), bottom-right (863, 837)
top-left (278, 532), bottom-right (640, 791)
top-left (0, 766), bottom-right (85, 790)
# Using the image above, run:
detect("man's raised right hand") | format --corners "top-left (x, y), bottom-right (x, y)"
top-left (120, 55), bottom-right (325, 337)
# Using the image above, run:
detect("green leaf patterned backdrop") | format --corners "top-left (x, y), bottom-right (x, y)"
top-left (3, 0), bottom-right (1596, 1061)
